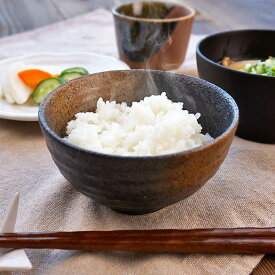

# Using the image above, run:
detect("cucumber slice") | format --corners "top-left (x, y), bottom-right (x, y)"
top-left (59, 72), bottom-right (85, 81)
top-left (32, 78), bottom-right (63, 104)
top-left (60, 67), bottom-right (89, 75)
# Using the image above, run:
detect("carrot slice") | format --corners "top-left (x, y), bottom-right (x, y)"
top-left (18, 69), bottom-right (52, 89)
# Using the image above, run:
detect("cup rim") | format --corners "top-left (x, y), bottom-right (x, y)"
top-left (112, 1), bottom-right (195, 23)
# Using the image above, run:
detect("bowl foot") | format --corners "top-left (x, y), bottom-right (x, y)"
top-left (111, 207), bottom-right (164, 215)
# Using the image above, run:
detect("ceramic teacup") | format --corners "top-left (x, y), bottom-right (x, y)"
top-left (112, 1), bottom-right (195, 70)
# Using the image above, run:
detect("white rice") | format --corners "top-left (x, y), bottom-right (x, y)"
top-left (64, 93), bottom-right (213, 156)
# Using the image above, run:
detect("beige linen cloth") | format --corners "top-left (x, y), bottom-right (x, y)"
top-left (0, 9), bottom-right (274, 275)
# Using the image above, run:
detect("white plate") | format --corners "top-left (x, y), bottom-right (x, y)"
top-left (0, 52), bottom-right (129, 121)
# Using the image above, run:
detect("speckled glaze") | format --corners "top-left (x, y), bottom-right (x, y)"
top-left (39, 70), bottom-right (238, 214)
top-left (196, 29), bottom-right (275, 143)
top-left (112, 1), bottom-right (195, 70)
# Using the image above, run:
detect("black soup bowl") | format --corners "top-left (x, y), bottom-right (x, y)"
top-left (39, 70), bottom-right (238, 214)
top-left (196, 29), bottom-right (275, 144)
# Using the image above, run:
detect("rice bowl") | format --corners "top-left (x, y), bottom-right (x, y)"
top-left (39, 70), bottom-right (238, 214)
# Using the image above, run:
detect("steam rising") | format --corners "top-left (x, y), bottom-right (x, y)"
top-left (133, 2), bottom-right (143, 15)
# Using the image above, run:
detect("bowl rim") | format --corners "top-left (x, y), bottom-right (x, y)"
top-left (38, 70), bottom-right (239, 160)
top-left (112, 1), bottom-right (195, 23)
top-left (196, 29), bottom-right (275, 79)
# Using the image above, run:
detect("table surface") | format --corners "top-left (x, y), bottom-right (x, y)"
top-left (0, 0), bottom-right (275, 38)
top-left (0, 0), bottom-right (274, 274)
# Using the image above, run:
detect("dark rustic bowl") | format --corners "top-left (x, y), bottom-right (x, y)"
top-left (196, 29), bottom-right (275, 143)
top-left (112, 1), bottom-right (195, 70)
top-left (39, 70), bottom-right (238, 214)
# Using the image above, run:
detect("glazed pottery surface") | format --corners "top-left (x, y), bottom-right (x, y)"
top-left (113, 1), bottom-right (195, 70)
top-left (39, 70), bottom-right (238, 214)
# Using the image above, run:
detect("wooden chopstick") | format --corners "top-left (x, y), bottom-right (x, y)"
top-left (0, 227), bottom-right (274, 254)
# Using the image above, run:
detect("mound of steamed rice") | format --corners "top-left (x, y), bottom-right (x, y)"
top-left (64, 93), bottom-right (213, 156)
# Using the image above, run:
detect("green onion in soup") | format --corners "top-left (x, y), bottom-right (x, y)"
top-left (221, 56), bottom-right (275, 76)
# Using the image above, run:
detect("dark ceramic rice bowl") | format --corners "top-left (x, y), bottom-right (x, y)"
top-left (39, 70), bottom-right (238, 214)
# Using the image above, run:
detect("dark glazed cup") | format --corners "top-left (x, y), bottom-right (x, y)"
top-left (112, 1), bottom-right (195, 70)
top-left (196, 29), bottom-right (275, 144)
top-left (39, 70), bottom-right (238, 215)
